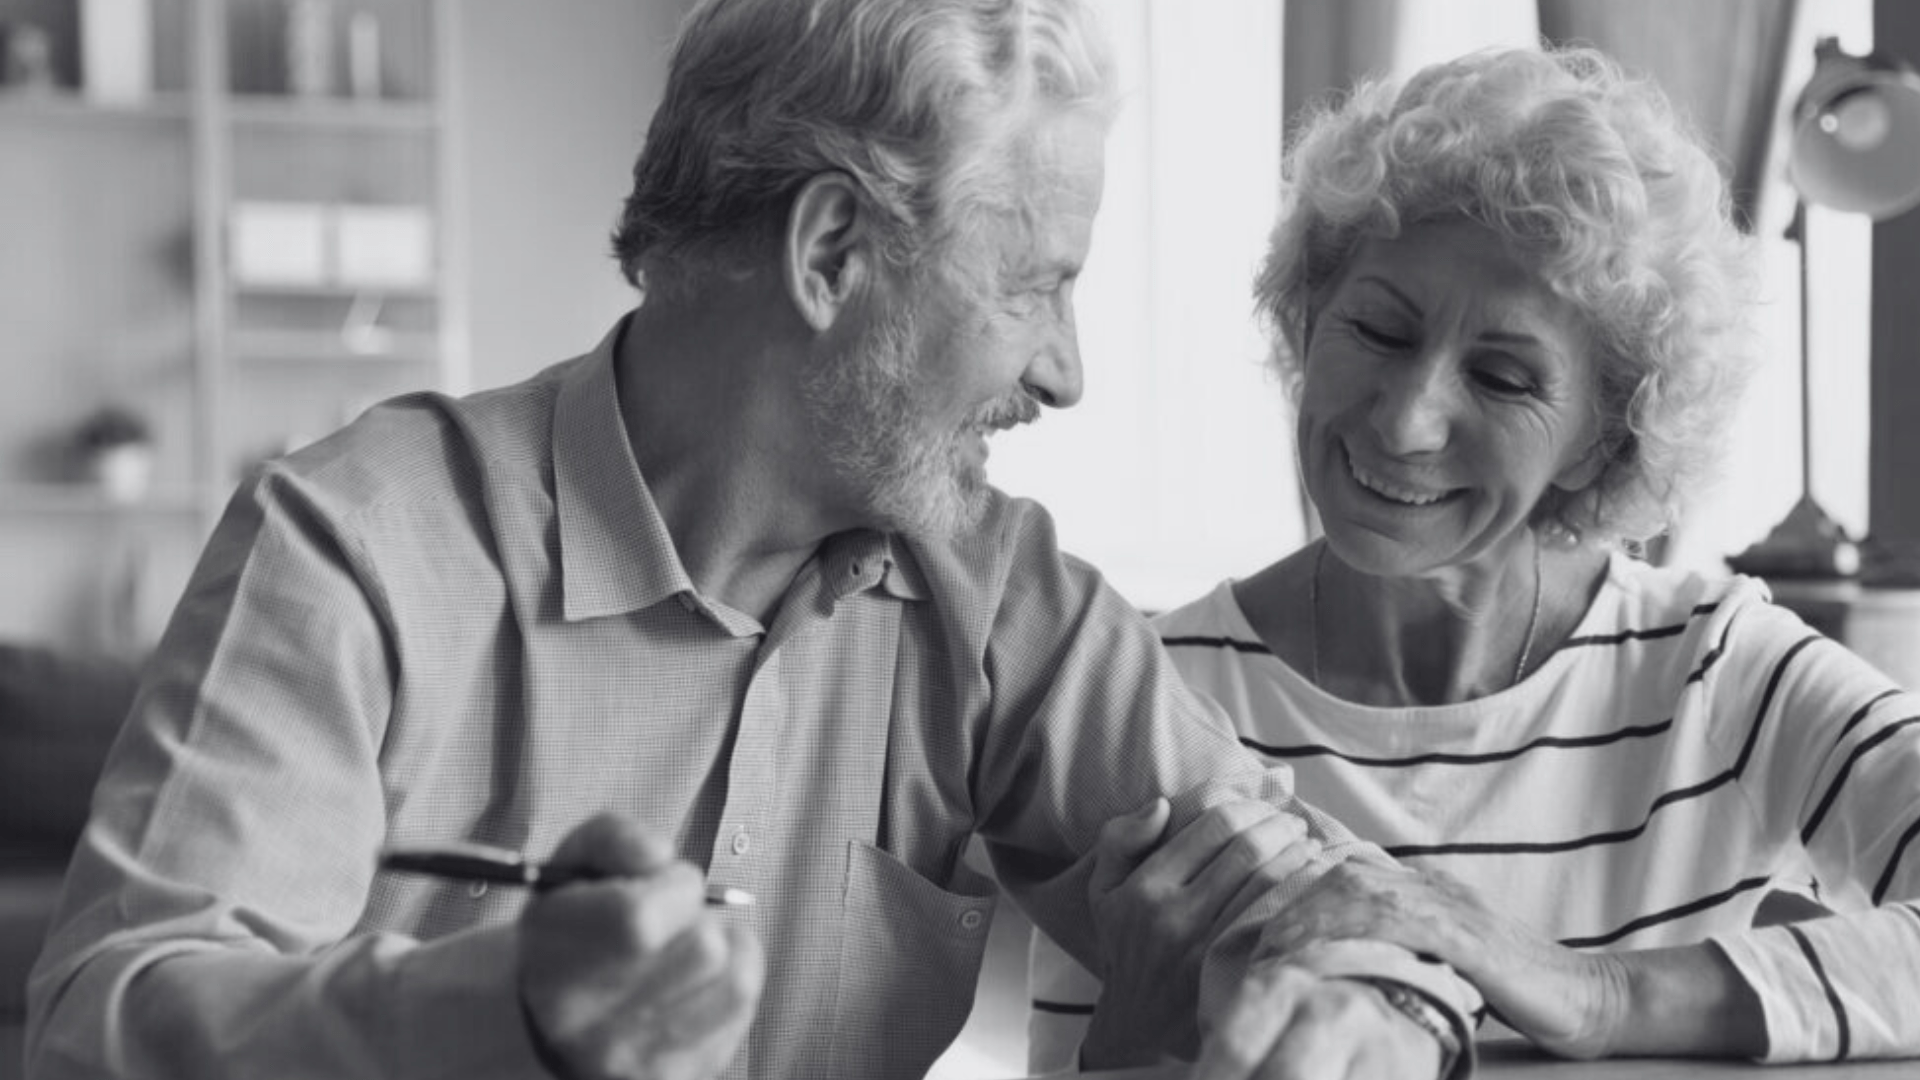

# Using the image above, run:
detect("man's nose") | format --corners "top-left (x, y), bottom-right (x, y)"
top-left (1021, 323), bottom-right (1084, 410)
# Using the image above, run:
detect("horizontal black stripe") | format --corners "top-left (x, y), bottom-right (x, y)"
top-left (1167, 606), bottom-right (1722, 660)
top-left (1393, 636), bottom-right (1815, 859)
top-left (1561, 603), bottom-right (1720, 650)
top-left (1834, 687), bottom-right (1904, 745)
top-left (1162, 634), bottom-right (1272, 656)
top-left (1558, 875), bottom-right (1771, 948)
top-left (1387, 765), bottom-right (1735, 857)
top-left (1802, 712), bottom-right (1920, 845)
top-left (1240, 719), bottom-right (1673, 769)
top-left (1031, 998), bottom-right (1095, 1016)
top-left (1873, 813), bottom-right (1920, 905)
top-left (1730, 635), bottom-right (1821, 777)
top-left (1787, 924), bottom-right (1851, 1061)
top-left (1684, 618), bottom-right (1735, 685)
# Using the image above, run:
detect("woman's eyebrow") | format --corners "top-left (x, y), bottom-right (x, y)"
top-left (1349, 274), bottom-right (1422, 313)
top-left (1481, 329), bottom-right (1547, 349)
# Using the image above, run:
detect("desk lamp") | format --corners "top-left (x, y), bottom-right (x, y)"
top-left (1729, 37), bottom-right (1920, 579)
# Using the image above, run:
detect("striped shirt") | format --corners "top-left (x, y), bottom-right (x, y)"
top-left (1031, 553), bottom-right (1920, 1066)
top-left (27, 323), bottom-right (1474, 1080)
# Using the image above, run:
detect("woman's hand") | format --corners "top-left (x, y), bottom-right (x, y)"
top-left (1080, 797), bottom-right (1322, 1067)
top-left (1263, 860), bottom-right (1629, 1059)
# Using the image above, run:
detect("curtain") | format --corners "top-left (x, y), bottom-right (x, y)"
top-left (1536, 0), bottom-right (1801, 231)
top-left (1283, 0), bottom-right (1405, 140)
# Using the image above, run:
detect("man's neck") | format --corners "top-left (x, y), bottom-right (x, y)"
top-left (614, 297), bottom-right (860, 624)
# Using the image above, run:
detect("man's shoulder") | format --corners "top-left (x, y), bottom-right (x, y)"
top-left (902, 488), bottom-right (1087, 585)
top-left (258, 357), bottom-right (578, 519)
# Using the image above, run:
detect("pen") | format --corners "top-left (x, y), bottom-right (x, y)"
top-left (379, 841), bottom-right (755, 907)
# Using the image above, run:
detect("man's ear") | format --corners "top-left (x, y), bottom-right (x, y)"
top-left (784, 172), bottom-right (872, 332)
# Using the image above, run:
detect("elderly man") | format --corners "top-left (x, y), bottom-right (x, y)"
top-left (27, 2), bottom-right (1476, 1078)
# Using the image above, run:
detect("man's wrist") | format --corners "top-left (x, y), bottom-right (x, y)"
top-left (1341, 976), bottom-right (1467, 1080)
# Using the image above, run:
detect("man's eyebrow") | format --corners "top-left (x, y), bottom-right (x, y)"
top-left (1008, 258), bottom-right (1081, 287)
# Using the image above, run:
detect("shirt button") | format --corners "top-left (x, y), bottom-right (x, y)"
top-left (468, 880), bottom-right (489, 899)
top-left (848, 562), bottom-right (861, 577)
top-left (730, 830), bottom-right (751, 856)
top-left (958, 909), bottom-right (985, 932)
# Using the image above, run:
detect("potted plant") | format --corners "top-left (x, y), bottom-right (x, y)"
top-left (75, 405), bottom-right (155, 503)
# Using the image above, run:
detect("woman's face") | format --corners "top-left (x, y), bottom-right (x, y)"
top-left (1299, 217), bottom-right (1603, 579)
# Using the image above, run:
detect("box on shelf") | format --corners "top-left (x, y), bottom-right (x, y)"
top-left (334, 204), bottom-right (434, 289)
top-left (81, 0), bottom-right (153, 104)
top-left (230, 201), bottom-right (329, 287)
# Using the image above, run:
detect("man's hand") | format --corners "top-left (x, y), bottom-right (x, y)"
top-left (1081, 798), bottom-right (1321, 1068)
top-left (1194, 959), bottom-right (1443, 1080)
top-left (1262, 860), bottom-right (1626, 1059)
top-left (517, 814), bottom-right (765, 1080)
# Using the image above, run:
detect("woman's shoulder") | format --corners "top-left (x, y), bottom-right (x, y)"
top-left (1150, 580), bottom-right (1260, 645)
top-left (1584, 550), bottom-right (1825, 679)
top-left (1596, 550), bottom-right (1772, 630)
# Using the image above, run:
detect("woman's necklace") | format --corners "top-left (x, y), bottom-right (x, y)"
top-left (1309, 539), bottom-right (1544, 692)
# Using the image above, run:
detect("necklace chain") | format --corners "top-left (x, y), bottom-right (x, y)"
top-left (1309, 539), bottom-right (1544, 691)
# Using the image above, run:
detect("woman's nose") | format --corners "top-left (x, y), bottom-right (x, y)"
top-left (1369, 362), bottom-right (1453, 456)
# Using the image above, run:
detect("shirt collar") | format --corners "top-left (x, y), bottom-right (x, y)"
top-left (819, 529), bottom-right (928, 604)
top-left (552, 318), bottom-right (927, 622)
top-left (554, 318), bottom-right (695, 621)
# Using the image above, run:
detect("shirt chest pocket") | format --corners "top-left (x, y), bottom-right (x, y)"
top-left (828, 839), bottom-right (998, 1077)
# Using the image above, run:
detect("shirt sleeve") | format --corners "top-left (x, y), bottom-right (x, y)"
top-left (24, 467), bottom-right (547, 1080)
top-left (1705, 600), bottom-right (1920, 1062)
top-left (971, 505), bottom-right (1480, 1068)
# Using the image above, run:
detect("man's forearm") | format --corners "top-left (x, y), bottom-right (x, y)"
top-left (29, 923), bottom-right (545, 1080)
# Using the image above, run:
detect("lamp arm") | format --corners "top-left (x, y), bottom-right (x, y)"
top-left (1792, 198), bottom-right (1812, 504)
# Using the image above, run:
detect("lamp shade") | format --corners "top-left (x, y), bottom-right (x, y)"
top-left (1790, 37), bottom-right (1920, 220)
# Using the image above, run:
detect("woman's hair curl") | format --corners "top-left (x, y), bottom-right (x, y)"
top-left (1256, 46), bottom-right (1759, 546)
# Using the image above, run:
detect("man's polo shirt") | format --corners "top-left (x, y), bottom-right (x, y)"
top-left (28, 320), bottom-right (1474, 1080)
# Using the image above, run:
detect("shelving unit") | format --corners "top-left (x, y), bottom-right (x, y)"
top-left (0, 0), bottom-right (464, 650)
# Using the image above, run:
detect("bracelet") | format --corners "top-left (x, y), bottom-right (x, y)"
top-left (1343, 976), bottom-right (1464, 1080)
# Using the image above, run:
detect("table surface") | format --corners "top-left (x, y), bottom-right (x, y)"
top-left (1054, 1041), bottom-right (1919, 1078)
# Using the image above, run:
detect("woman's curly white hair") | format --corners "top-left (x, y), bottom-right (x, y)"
top-left (1256, 46), bottom-right (1760, 547)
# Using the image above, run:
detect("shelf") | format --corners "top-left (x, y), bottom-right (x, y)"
top-left (231, 329), bottom-right (440, 364)
top-left (232, 282), bottom-right (441, 301)
top-left (226, 94), bottom-right (440, 131)
top-left (0, 91), bottom-right (193, 126)
top-left (0, 483), bottom-right (205, 517)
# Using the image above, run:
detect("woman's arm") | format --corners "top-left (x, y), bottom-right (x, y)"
top-left (1257, 860), bottom-right (1767, 1059)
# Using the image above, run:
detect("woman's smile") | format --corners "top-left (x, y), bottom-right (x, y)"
top-left (1343, 444), bottom-right (1460, 507)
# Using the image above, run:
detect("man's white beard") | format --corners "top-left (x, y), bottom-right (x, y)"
top-left (800, 303), bottom-right (985, 540)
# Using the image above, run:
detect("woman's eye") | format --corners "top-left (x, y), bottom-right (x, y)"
top-left (1352, 320), bottom-right (1411, 349)
top-left (1474, 370), bottom-right (1533, 396)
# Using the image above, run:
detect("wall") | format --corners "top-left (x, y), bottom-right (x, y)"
top-left (457, 0), bottom-right (692, 392)
top-left (991, 0), bottom-right (1301, 613)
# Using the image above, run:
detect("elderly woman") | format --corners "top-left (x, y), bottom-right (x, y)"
top-left (1031, 44), bottom-right (1920, 1071)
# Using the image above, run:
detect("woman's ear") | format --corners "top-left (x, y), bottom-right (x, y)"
top-left (783, 172), bottom-right (872, 332)
top-left (1554, 434), bottom-right (1612, 493)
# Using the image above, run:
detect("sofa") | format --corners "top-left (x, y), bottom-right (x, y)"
top-left (0, 644), bottom-right (139, 1071)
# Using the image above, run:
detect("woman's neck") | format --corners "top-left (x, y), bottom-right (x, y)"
top-left (1237, 537), bottom-right (1609, 708)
